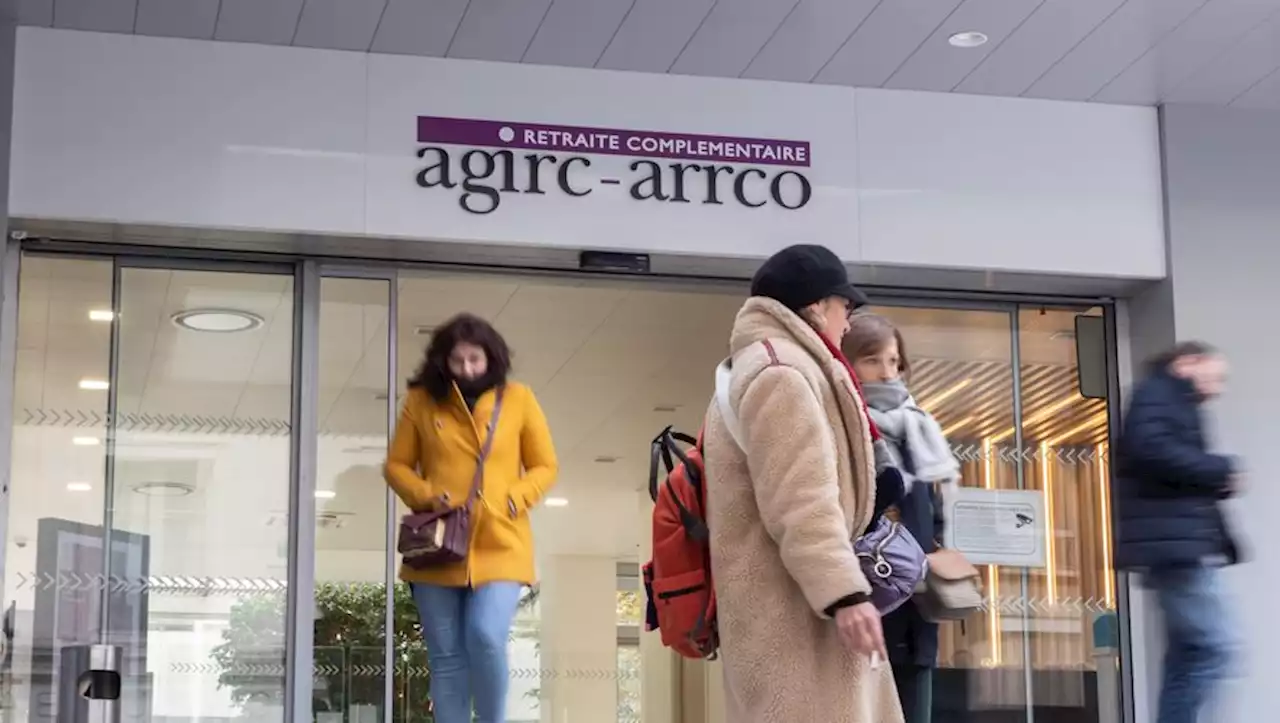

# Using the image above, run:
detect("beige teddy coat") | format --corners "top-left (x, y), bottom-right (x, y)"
top-left (704, 297), bottom-right (905, 723)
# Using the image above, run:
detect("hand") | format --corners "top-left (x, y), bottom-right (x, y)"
top-left (834, 602), bottom-right (886, 661)
top-left (420, 493), bottom-right (451, 512)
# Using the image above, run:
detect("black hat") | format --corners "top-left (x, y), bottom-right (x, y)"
top-left (750, 245), bottom-right (868, 312)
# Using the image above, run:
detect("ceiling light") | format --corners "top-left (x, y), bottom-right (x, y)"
top-left (172, 309), bottom-right (264, 333)
top-left (66, 482), bottom-right (93, 493)
top-left (315, 490), bottom-right (337, 500)
top-left (545, 497), bottom-right (569, 508)
top-left (949, 31), bottom-right (988, 48)
top-left (88, 309), bottom-right (115, 322)
top-left (73, 436), bottom-right (101, 446)
top-left (132, 481), bottom-right (195, 497)
top-left (79, 379), bottom-right (109, 391)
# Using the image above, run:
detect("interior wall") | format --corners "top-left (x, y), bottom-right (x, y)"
top-left (1134, 103), bottom-right (1280, 721)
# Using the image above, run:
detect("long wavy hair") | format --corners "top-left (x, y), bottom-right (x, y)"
top-left (407, 313), bottom-right (511, 401)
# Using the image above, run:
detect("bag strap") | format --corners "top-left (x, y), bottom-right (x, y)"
top-left (464, 386), bottom-right (506, 509)
top-left (715, 340), bottom-right (779, 451)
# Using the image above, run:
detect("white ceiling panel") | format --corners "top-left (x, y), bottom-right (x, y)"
top-left (1166, 14), bottom-right (1280, 103)
top-left (813, 0), bottom-right (965, 87)
top-left (446, 0), bottom-right (555, 63)
top-left (215, 0), bottom-right (305, 45)
top-left (596, 0), bottom-right (716, 73)
top-left (886, 0), bottom-right (1044, 92)
top-left (53, 0), bottom-right (136, 33)
top-left (25, 0), bottom-right (1280, 107)
top-left (1228, 59), bottom-right (1280, 105)
top-left (370, 0), bottom-right (469, 56)
top-left (1025, 0), bottom-right (1210, 101)
top-left (955, 0), bottom-right (1126, 96)
top-left (668, 0), bottom-right (799, 77)
top-left (294, 0), bottom-right (387, 52)
top-left (1092, 0), bottom-right (1279, 104)
top-left (134, 0), bottom-right (218, 39)
top-left (17, 0), bottom-right (53, 26)
top-left (521, 0), bottom-right (633, 67)
top-left (740, 0), bottom-right (880, 82)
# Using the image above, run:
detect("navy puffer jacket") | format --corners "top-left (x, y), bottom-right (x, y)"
top-left (1113, 369), bottom-right (1239, 571)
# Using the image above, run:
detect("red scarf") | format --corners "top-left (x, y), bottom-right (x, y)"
top-left (816, 332), bottom-right (883, 443)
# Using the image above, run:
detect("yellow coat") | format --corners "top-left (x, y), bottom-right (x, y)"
top-left (385, 382), bottom-right (558, 587)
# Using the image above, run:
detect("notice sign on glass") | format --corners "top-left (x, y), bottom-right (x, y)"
top-left (942, 487), bottom-right (1047, 568)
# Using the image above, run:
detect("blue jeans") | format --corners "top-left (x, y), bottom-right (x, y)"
top-left (1149, 567), bottom-right (1235, 723)
top-left (410, 582), bottom-right (523, 723)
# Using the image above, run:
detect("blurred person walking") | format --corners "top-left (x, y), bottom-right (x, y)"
top-left (386, 314), bottom-right (558, 723)
top-left (1114, 341), bottom-right (1240, 723)
top-left (704, 245), bottom-right (903, 723)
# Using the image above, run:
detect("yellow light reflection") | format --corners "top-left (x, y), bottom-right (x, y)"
top-left (942, 415), bottom-right (975, 437)
top-left (982, 437), bottom-right (1002, 666)
top-left (990, 396), bottom-right (1079, 444)
top-left (919, 379), bottom-right (972, 412)
top-left (1097, 442), bottom-right (1115, 608)
top-left (1047, 410), bottom-right (1109, 447)
top-left (1039, 441), bottom-right (1057, 604)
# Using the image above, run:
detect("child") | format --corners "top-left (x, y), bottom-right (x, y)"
top-left (844, 313), bottom-right (961, 723)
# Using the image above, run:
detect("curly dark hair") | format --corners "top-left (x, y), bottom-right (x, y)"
top-left (408, 313), bottom-right (511, 401)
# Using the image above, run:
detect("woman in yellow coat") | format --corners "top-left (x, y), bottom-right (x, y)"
top-left (385, 313), bottom-right (558, 723)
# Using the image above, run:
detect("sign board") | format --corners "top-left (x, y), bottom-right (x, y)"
top-left (942, 487), bottom-right (1046, 568)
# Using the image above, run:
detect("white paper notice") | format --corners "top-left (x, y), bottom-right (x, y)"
top-left (943, 487), bottom-right (1046, 568)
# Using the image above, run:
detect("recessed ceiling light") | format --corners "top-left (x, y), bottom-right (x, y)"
top-left (315, 490), bottom-right (337, 500)
top-left (79, 378), bottom-right (109, 391)
top-left (88, 309), bottom-right (115, 322)
top-left (545, 497), bottom-right (569, 508)
top-left (66, 482), bottom-right (93, 492)
top-left (949, 31), bottom-right (988, 48)
top-left (172, 309), bottom-right (264, 333)
top-left (72, 436), bottom-right (101, 446)
top-left (132, 481), bottom-right (195, 497)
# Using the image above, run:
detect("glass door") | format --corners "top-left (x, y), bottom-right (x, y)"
top-left (869, 301), bottom-right (1122, 723)
top-left (4, 253), bottom-right (298, 723)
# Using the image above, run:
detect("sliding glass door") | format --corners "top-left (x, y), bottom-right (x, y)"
top-left (0, 246), bottom-right (1126, 723)
top-left (3, 253), bottom-right (298, 722)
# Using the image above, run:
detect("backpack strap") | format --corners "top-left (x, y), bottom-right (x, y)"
top-left (715, 340), bottom-right (781, 452)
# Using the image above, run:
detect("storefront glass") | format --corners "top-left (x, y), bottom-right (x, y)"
top-left (0, 247), bottom-right (1123, 723)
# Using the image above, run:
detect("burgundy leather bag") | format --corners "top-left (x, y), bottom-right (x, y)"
top-left (398, 387), bottom-right (505, 570)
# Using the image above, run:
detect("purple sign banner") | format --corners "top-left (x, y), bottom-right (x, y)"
top-left (416, 116), bottom-right (810, 168)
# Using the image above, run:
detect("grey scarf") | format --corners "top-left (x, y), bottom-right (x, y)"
top-left (862, 379), bottom-right (960, 494)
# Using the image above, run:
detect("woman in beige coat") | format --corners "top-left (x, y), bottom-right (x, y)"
top-left (705, 244), bottom-right (905, 723)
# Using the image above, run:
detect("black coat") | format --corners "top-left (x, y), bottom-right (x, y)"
top-left (1113, 369), bottom-right (1239, 571)
top-left (873, 446), bottom-right (945, 668)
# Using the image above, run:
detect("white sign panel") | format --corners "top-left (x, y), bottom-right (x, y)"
top-left (364, 54), bottom-right (859, 259)
top-left (943, 487), bottom-right (1046, 568)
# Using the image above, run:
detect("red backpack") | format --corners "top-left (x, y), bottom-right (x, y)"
top-left (642, 426), bottom-right (718, 659)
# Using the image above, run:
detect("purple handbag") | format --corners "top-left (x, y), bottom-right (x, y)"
top-left (398, 387), bottom-right (505, 570)
top-left (855, 517), bottom-right (928, 615)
